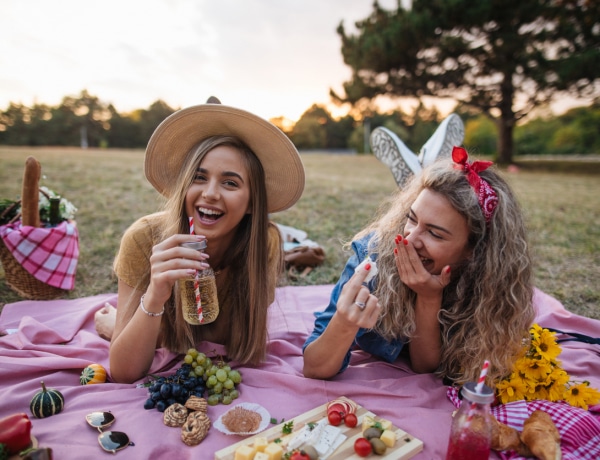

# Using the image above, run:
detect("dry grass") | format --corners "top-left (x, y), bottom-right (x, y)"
top-left (1, 147), bottom-right (598, 320)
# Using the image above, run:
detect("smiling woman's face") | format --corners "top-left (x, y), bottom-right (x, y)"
top-left (185, 145), bottom-right (251, 247)
top-left (403, 188), bottom-right (472, 275)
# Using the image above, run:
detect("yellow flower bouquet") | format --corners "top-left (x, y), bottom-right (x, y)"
top-left (496, 324), bottom-right (600, 410)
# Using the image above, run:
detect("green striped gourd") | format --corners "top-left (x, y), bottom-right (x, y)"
top-left (30, 381), bottom-right (64, 418)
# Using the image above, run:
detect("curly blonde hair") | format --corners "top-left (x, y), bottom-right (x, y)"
top-left (354, 159), bottom-right (534, 385)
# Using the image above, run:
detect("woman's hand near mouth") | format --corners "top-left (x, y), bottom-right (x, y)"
top-left (393, 235), bottom-right (452, 298)
top-left (394, 235), bottom-right (446, 373)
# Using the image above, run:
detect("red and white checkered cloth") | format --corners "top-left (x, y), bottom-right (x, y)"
top-left (0, 221), bottom-right (79, 290)
top-left (447, 386), bottom-right (600, 459)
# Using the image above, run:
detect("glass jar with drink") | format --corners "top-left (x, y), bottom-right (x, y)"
top-left (446, 381), bottom-right (495, 460)
top-left (178, 241), bottom-right (220, 325)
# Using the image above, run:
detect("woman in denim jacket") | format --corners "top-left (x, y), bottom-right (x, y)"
top-left (303, 148), bottom-right (534, 386)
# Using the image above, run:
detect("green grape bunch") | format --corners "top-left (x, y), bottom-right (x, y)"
top-left (183, 348), bottom-right (243, 406)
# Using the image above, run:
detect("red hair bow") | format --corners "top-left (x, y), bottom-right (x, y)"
top-left (452, 146), bottom-right (498, 222)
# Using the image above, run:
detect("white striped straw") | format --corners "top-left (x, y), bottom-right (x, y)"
top-left (475, 360), bottom-right (490, 393)
top-left (188, 217), bottom-right (203, 323)
top-left (461, 359), bottom-right (491, 437)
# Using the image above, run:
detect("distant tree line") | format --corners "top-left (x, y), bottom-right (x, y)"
top-left (1, 90), bottom-right (599, 157)
top-left (0, 90), bottom-right (175, 149)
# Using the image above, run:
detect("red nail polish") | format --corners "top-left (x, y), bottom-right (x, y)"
top-left (394, 236), bottom-right (399, 245)
top-left (403, 239), bottom-right (408, 246)
top-left (446, 266), bottom-right (451, 274)
top-left (365, 263), bottom-right (371, 271)
top-left (394, 248), bottom-right (398, 254)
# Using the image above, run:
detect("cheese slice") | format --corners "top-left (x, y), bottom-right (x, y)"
top-left (233, 444), bottom-right (255, 460)
top-left (264, 442), bottom-right (284, 460)
top-left (253, 436), bottom-right (269, 452)
top-left (380, 429), bottom-right (396, 448)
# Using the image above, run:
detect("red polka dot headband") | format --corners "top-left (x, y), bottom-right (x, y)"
top-left (452, 146), bottom-right (498, 222)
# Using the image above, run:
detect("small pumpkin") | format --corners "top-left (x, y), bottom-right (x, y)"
top-left (80, 363), bottom-right (107, 385)
top-left (30, 381), bottom-right (64, 418)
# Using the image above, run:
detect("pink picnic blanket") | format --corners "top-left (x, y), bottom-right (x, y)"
top-left (0, 286), bottom-right (598, 459)
top-left (0, 221), bottom-right (79, 289)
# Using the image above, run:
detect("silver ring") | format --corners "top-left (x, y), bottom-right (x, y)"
top-left (354, 301), bottom-right (366, 310)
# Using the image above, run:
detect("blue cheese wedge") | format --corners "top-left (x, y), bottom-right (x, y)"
top-left (287, 418), bottom-right (345, 459)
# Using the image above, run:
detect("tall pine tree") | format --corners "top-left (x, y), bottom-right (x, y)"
top-left (334, 0), bottom-right (600, 163)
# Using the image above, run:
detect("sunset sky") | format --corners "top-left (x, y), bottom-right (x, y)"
top-left (2, 0), bottom-right (587, 125)
top-left (1, 0), bottom-right (409, 123)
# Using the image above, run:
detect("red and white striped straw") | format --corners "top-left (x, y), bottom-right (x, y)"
top-left (475, 360), bottom-right (490, 393)
top-left (188, 217), bottom-right (203, 323)
top-left (461, 359), bottom-right (491, 436)
top-left (461, 359), bottom-right (490, 438)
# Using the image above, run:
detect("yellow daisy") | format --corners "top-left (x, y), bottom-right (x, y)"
top-left (532, 383), bottom-right (550, 401)
top-left (531, 328), bottom-right (561, 361)
top-left (529, 323), bottom-right (543, 341)
top-left (519, 357), bottom-right (552, 381)
top-left (563, 382), bottom-right (595, 410)
top-left (545, 371), bottom-right (569, 402)
top-left (496, 376), bottom-right (530, 404)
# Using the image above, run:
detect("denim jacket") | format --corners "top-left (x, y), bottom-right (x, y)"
top-left (303, 233), bottom-right (406, 374)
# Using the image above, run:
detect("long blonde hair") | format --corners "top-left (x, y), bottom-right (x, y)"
top-left (157, 135), bottom-right (281, 365)
top-left (354, 160), bottom-right (534, 385)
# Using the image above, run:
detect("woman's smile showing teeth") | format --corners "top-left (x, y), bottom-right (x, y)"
top-left (197, 206), bottom-right (223, 224)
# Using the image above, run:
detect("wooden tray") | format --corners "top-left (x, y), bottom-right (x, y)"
top-left (214, 398), bottom-right (423, 459)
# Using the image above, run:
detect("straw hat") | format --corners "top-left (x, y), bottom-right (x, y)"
top-left (144, 98), bottom-right (305, 213)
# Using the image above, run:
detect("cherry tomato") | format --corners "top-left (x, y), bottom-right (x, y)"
top-left (354, 437), bottom-right (372, 457)
top-left (344, 412), bottom-right (358, 428)
top-left (290, 451), bottom-right (311, 460)
top-left (327, 410), bottom-right (343, 426)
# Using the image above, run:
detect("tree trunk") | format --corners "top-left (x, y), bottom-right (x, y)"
top-left (497, 118), bottom-right (514, 165)
top-left (497, 81), bottom-right (516, 165)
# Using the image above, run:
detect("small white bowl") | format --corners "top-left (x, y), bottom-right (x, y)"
top-left (214, 402), bottom-right (271, 436)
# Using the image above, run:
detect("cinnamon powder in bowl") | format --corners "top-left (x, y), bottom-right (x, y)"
top-left (214, 403), bottom-right (271, 436)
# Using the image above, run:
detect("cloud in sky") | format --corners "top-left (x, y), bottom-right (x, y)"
top-left (0, 0), bottom-right (401, 122)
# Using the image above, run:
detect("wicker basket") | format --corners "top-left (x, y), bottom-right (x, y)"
top-left (0, 239), bottom-right (67, 300)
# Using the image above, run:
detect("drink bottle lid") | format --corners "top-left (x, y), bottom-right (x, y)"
top-left (461, 381), bottom-right (495, 405)
top-left (180, 240), bottom-right (207, 251)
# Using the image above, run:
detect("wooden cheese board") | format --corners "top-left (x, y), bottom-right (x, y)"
top-left (214, 397), bottom-right (423, 460)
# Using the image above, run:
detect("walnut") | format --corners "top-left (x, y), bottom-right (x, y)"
top-left (185, 395), bottom-right (208, 413)
top-left (181, 411), bottom-right (211, 446)
top-left (163, 403), bottom-right (188, 427)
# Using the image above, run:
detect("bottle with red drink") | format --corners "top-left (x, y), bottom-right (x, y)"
top-left (446, 382), bottom-right (495, 460)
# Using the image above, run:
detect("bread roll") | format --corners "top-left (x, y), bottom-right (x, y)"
top-left (21, 156), bottom-right (41, 227)
top-left (521, 410), bottom-right (561, 460)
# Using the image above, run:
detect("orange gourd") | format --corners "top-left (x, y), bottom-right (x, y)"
top-left (80, 363), bottom-right (107, 385)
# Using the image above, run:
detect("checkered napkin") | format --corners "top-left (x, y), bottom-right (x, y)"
top-left (0, 221), bottom-right (79, 290)
top-left (447, 386), bottom-right (600, 459)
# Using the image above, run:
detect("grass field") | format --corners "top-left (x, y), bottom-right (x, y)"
top-left (1, 146), bottom-right (599, 320)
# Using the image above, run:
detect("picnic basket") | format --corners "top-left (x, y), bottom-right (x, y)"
top-left (0, 156), bottom-right (75, 300)
top-left (0, 240), bottom-right (67, 299)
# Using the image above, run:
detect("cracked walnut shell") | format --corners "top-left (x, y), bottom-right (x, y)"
top-left (181, 411), bottom-right (211, 446)
top-left (163, 403), bottom-right (188, 427)
top-left (185, 395), bottom-right (208, 413)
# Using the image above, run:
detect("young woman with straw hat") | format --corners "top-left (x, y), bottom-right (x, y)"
top-left (107, 98), bottom-right (305, 383)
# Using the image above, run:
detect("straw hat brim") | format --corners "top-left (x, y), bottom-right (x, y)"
top-left (144, 104), bottom-right (305, 213)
